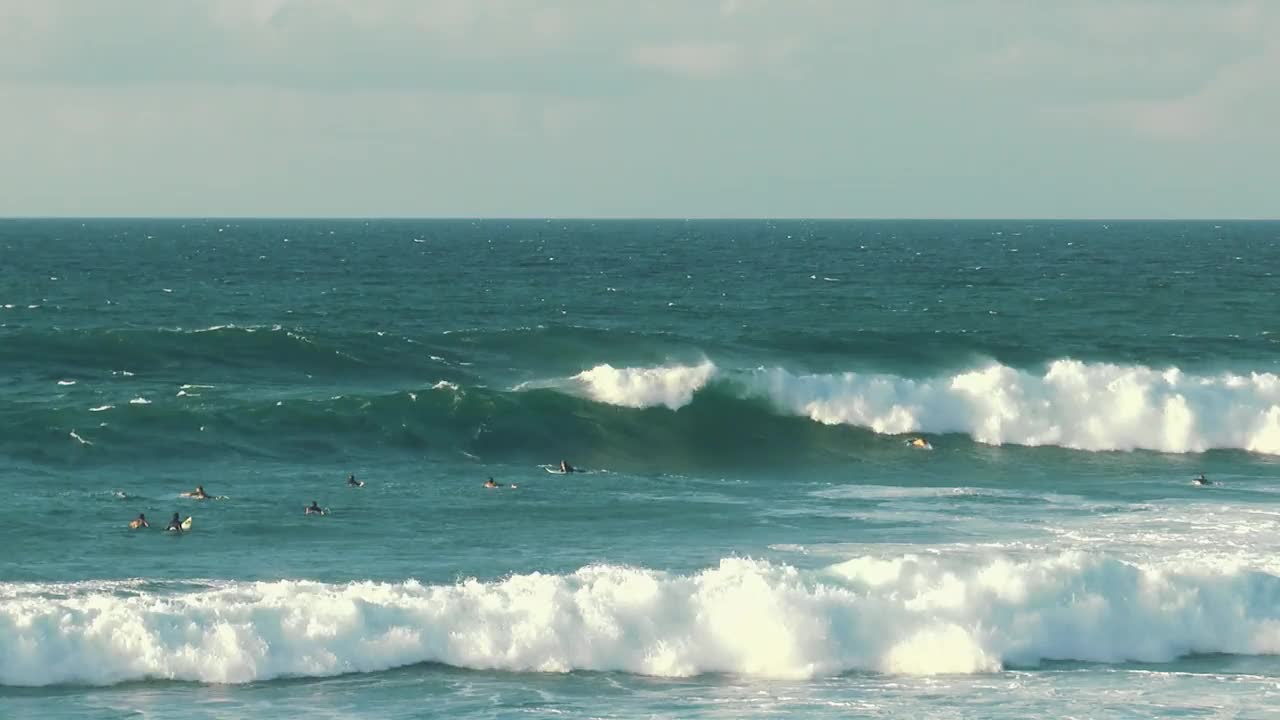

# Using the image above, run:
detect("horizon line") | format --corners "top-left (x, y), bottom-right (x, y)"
top-left (2, 216), bottom-right (1278, 222)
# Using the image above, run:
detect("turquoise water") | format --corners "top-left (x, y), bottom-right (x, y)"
top-left (2, 219), bottom-right (1280, 718)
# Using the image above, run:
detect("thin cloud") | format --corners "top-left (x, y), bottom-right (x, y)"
top-left (627, 43), bottom-right (742, 77)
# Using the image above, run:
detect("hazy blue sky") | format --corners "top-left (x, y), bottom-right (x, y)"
top-left (1, 0), bottom-right (1276, 218)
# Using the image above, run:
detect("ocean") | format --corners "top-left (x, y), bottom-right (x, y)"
top-left (2, 219), bottom-right (1279, 719)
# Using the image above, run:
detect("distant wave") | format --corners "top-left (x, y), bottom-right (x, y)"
top-left (553, 359), bottom-right (1280, 455)
top-left (2, 553), bottom-right (1278, 686)
top-left (7, 357), bottom-right (1280, 465)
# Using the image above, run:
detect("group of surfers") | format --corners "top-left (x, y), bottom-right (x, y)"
top-left (128, 463), bottom-right (583, 530)
top-left (128, 512), bottom-right (185, 531)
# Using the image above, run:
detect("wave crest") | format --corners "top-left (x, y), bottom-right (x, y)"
top-left (547, 359), bottom-right (1280, 454)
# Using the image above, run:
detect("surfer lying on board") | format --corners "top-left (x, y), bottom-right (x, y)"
top-left (129, 513), bottom-right (149, 529)
top-left (166, 513), bottom-right (184, 532)
top-left (484, 478), bottom-right (500, 489)
top-left (559, 460), bottom-right (576, 473)
top-left (908, 437), bottom-right (931, 449)
top-left (1193, 473), bottom-right (1212, 486)
top-left (347, 474), bottom-right (364, 487)
top-left (182, 485), bottom-right (210, 499)
top-left (305, 501), bottom-right (326, 515)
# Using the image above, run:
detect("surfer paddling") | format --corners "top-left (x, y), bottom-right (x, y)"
top-left (165, 513), bottom-right (184, 533)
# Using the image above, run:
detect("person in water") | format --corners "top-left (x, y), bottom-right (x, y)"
top-left (1193, 473), bottom-right (1212, 486)
top-left (305, 501), bottom-right (325, 515)
top-left (347, 474), bottom-right (363, 487)
top-left (166, 512), bottom-right (184, 532)
top-left (129, 513), bottom-right (149, 529)
top-left (185, 485), bottom-right (210, 499)
top-left (484, 477), bottom-right (500, 489)
top-left (559, 460), bottom-right (576, 473)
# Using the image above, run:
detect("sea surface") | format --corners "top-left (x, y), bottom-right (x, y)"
top-left (2, 219), bottom-right (1279, 719)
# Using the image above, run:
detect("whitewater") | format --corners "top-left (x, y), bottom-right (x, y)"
top-left (5, 553), bottom-right (1280, 687)
top-left (3, 218), bottom-right (1279, 720)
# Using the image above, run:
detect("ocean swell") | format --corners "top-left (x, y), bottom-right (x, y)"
top-left (2, 553), bottom-right (1278, 686)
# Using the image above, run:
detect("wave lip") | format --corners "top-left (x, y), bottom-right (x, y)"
top-left (3, 553), bottom-right (1280, 686)
top-left (569, 360), bottom-right (716, 410)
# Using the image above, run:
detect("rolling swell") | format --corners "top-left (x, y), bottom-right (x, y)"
top-left (0, 324), bottom-right (711, 385)
top-left (0, 325), bottom-right (436, 383)
top-left (10, 380), bottom-right (874, 468)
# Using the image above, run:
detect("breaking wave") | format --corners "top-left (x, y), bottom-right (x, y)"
top-left (2, 553), bottom-right (1278, 686)
top-left (558, 359), bottom-right (1280, 455)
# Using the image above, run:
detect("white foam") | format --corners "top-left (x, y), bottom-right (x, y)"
top-left (57, 380), bottom-right (76, 386)
top-left (747, 360), bottom-right (1280, 454)
top-left (571, 361), bottom-right (716, 410)
top-left (2, 553), bottom-right (1278, 686)
top-left (68, 430), bottom-right (91, 445)
top-left (431, 381), bottom-right (460, 392)
top-left (554, 359), bottom-right (1280, 454)
top-left (88, 405), bottom-right (113, 412)
top-left (129, 397), bottom-right (151, 405)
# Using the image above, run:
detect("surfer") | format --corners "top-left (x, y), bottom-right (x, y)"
top-left (183, 485), bottom-right (210, 500)
top-left (305, 501), bottom-right (325, 515)
top-left (166, 512), bottom-right (184, 533)
top-left (1193, 473), bottom-right (1212, 486)
top-left (484, 477), bottom-right (500, 489)
top-left (347, 474), bottom-right (364, 488)
top-left (908, 437), bottom-right (931, 449)
top-left (129, 513), bottom-right (149, 529)
top-left (559, 460), bottom-right (576, 473)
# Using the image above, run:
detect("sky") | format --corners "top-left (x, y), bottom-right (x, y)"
top-left (0, 0), bottom-right (1277, 218)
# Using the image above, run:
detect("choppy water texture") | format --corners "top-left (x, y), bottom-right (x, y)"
top-left (2, 219), bottom-right (1279, 719)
